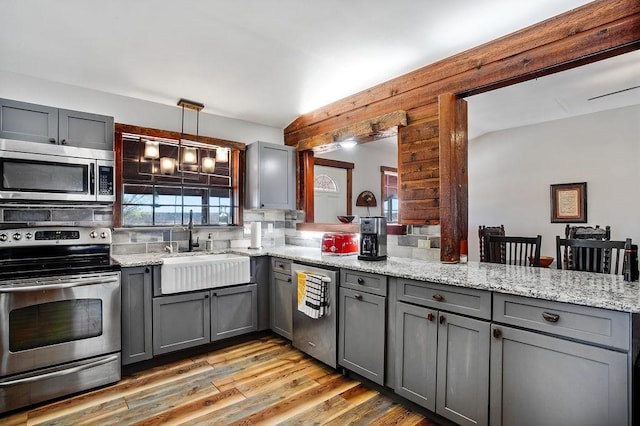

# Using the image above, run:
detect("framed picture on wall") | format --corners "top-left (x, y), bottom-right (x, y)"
top-left (550, 182), bottom-right (587, 223)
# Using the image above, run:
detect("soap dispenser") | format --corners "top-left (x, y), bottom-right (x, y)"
top-left (206, 233), bottom-right (213, 250)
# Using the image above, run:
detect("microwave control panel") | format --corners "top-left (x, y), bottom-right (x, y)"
top-left (98, 165), bottom-right (114, 196)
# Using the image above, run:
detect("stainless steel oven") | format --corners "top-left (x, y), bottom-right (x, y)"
top-left (0, 139), bottom-right (114, 203)
top-left (0, 227), bottom-right (121, 414)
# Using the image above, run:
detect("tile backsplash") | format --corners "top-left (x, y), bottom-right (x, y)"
top-left (0, 204), bottom-right (113, 228)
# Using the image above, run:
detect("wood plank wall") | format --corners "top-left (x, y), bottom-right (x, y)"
top-left (284, 0), bottom-right (640, 261)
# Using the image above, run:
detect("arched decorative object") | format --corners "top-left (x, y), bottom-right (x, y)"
top-left (356, 190), bottom-right (377, 207)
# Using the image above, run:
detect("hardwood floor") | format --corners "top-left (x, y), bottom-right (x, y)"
top-left (1, 335), bottom-right (439, 425)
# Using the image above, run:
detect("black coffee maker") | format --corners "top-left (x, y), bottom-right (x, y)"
top-left (358, 216), bottom-right (387, 261)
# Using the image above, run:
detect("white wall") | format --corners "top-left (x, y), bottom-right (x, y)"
top-left (468, 105), bottom-right (640, 263)
top-left (317, 138), bottom-right (397, 219)
top-left (0, 70), bottom-right (283, 145)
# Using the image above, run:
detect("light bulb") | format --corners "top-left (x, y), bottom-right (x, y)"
top-left (144, 141), bottom-right (159, 159)
top-left (182, 147), bottom-right (197, 164)
top-left (216, 148), bottom-right (228, 162)
top-left (202, 156), bottom-right (216, 173)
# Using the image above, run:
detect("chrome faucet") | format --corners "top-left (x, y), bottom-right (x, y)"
top-left (188, 209), bottom-right (199, 252)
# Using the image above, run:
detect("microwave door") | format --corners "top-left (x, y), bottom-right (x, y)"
top-left (0, 151), bottom-right (95, 202)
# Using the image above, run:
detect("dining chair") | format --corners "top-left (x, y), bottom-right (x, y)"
top-left (478, 225), bottom-right (505, 262)
top-left (564, 224), bottom-right (611, 240)
top-left (556, 236), bottom-right (629, 274)
top-left (484, 234), bottom-right (542, 267)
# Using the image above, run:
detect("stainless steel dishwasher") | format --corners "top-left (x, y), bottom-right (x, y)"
top-left (291, 263), bottom-right (339, 368)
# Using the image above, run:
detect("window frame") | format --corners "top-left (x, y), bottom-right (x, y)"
top-left (380, 166), bottom-right (398, 223)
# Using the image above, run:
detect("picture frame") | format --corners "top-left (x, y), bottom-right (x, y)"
top-left (550, 182), bottom-right (587, 223)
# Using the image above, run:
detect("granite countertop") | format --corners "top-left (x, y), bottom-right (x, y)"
top-left (112, 245), bottom-right (640, 313)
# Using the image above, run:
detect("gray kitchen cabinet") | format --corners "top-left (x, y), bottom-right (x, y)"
top-left (0, 98), bottom-right (113, 149)
top-left (251, 256), bottom-right (270, 331)
top-left (121, 266), bottom-right (153, 365)
top-left (245, 141), bottom-right (295, 209)
top-left (491, 293), bottom-right (631, 425)
top-left (395, 302), bottom-right (490, 426)
top-left (270, 258), bottom-right (293, 339)
top-left (153, 291), bottom-right (211, 355)
top-left (211, 284), bottom-right (257, 341)
top-left (338, 286), bottom-right (386, 385)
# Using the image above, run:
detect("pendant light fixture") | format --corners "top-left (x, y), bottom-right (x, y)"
top-left (215, 147), bottom-right (229, 163)
top-left (143, 140), bottom-right (160, 159)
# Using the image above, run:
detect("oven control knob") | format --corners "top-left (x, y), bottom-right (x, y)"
top-left (25, 232), bottom-right (33, 239)
top-left (0, 233), bottom-right (7, 242)
top-left (89, 231), bottom-right (98, 239)
top-left (12, 233), bottom-right (22, 241)
top-left (100, 231), bottom-right (107, 239)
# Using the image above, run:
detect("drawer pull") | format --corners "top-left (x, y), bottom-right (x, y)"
top-left (357, 277), bottom-right (365, 284)
top-left (493, 328), bottom-right (502, 339)
top-left (278, 263), bottom-right (285, 269)
top-left (287, 278), bottom-right (292, 282)
top-left (427, 313), bottom-right (434, 321)
top-left (439, 315), bottom-right (446, 324)
top-left (542, 312), bottom-right (560, 323)
top-left (354, 294), bottom-right (363, 300)
top-left (432, 294), bottom-right (444, 302)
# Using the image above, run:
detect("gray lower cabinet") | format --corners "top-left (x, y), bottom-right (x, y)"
top-left (251, 256), bottom-right (270, 331)
top-left (338, 287), bottom-right (386, 385)
top-left (490, 324), bottom-right (628, 426)
top-left (395, 302), bottom-right (490, 426)
top-left (211, 284), bottom-right (257, 341)
top-left (0, 97), bottom-right (114, 149)
top-left (121, 266), bottom-right (153, 365)
top-left (270, 258), bottom-right (293, 339)
top-left (153, 291), bottom-right (211, 355)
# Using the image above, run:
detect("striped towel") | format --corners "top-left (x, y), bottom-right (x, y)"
top-left (297, 271), bottom-right (330, 319)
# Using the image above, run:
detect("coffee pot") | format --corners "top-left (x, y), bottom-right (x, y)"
top-left (358, 216), bottom-right (387, 261)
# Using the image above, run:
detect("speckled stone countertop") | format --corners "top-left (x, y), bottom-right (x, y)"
top-left (112, 245), bottom-right (640, 313)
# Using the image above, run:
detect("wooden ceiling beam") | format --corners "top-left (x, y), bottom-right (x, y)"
top-left (297, 110), bottom-right (407, 152)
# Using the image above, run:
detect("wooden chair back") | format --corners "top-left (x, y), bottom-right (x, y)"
top-left (556, 236), bottom-right (629, 274)
top-left (478, 225), bottom-right (505, 262)
top-left (565, 224), bottom-right (611, 240)
top-left (484, 234), bottom-right (542, 267)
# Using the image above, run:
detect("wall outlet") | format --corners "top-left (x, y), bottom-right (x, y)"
top-left (418, 239), bottom-right (431, 249)
top-left (267, 223), bottom-right (274, 233)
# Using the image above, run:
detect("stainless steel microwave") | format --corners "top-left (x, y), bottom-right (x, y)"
top-left (0, 139), bottom-right (115, 203)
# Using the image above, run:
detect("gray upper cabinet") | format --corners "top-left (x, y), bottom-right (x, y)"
top-left (121, 266), bottom-right (153, 365)
top-left (245, 141), bottom-right (295, 210)
top-left (0, 98), bottom-right (113, 149)
top-left (58, 108), bottom-right (114, 150)
top-left (211, 284), bottom-right (257, 341)
top-left (0, 98), bottom-right (57, 143)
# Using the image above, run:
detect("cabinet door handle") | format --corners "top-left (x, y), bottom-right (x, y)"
top-left (287, 278), bottom-right (292, 282)
top-left (213, 292), bottom-right (217, 297)
top-left (145, 267), bottom-right (150, 273)
top-left (205, 294), bottom-right (209, 299)
top-left (542, 312), bottom-right (560, 323)
top-left (49, 138), bottom-right (56, 144)
top-left (278, 263), bottom-right (284, 269)
top-left (493, 328), bottom-right (502, 339)
top-left (439, 314), bottom-right (446, 324)
top-left (60, 139), bottom-right (67, 145)
top-left (357, 277), bottom-right (365, 284)
top-left (354, 294), bottom-right (363, 300)
top-left (432, 294), bottom-right (444, 302)
top-left (427, 313), bottom-right (434, 321)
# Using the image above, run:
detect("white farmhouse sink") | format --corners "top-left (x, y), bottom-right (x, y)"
top-left (160, 253), bottom-right (250, 295)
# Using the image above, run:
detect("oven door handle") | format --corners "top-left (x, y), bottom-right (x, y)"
top-left (0, 354), bottom-right (119, 387)
top-left (0, 275), bottom-right (119, 293)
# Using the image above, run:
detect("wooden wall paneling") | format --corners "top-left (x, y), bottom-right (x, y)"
top-left (284, 0), bottom-right (640, 139)
top-left (233, 149), bottom-right (244, 225)
top-left (398, 119), bottom-right (440, 225)
top-left (438, 93), bottom-right (468, 263)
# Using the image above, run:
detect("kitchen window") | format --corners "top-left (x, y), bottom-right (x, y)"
top-left (116, 127), bottom-right (241, 227)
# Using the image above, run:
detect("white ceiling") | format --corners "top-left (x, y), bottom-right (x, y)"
top-left (1, 0), bottom-right (636, 137)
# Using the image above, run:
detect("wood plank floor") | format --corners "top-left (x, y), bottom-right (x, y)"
top-left (1, 335), bottom-right (440, 425)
